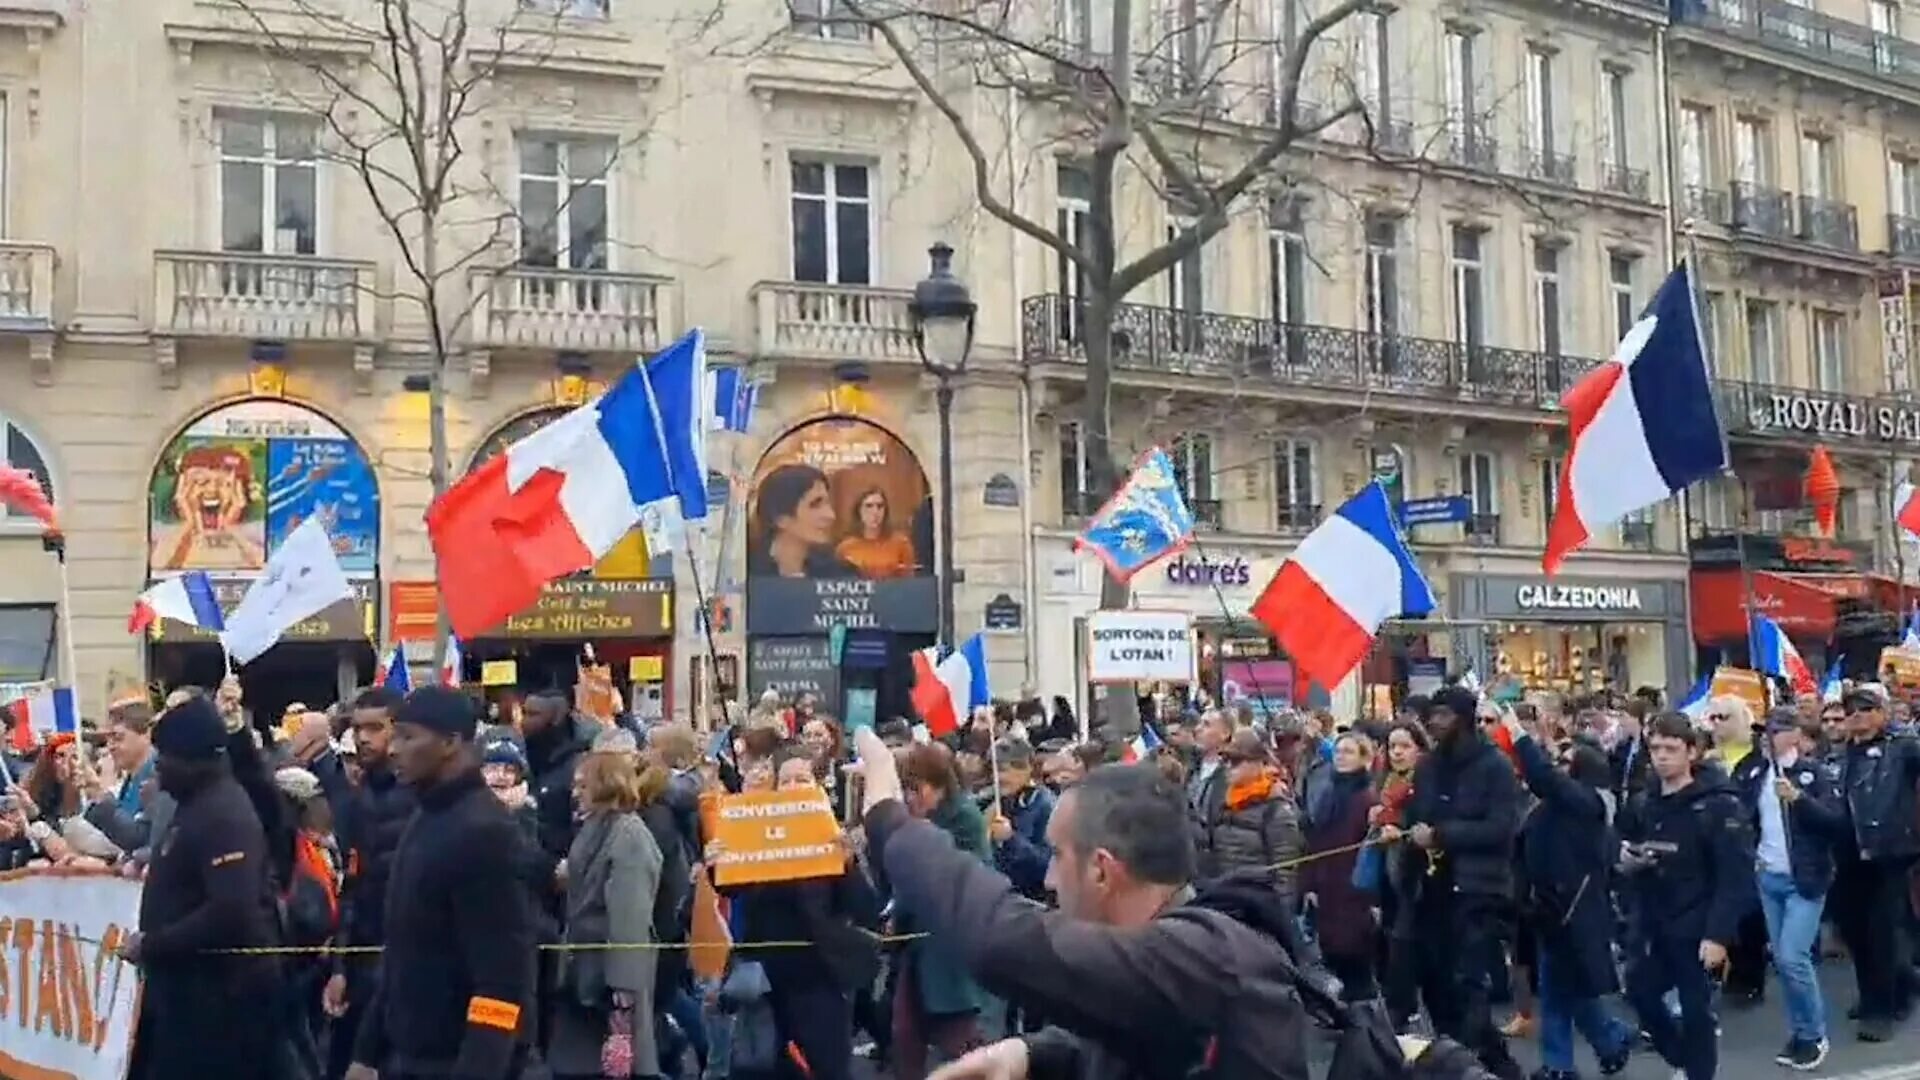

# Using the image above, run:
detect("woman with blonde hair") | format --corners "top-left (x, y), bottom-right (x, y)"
top-left (550, 750), bottom-right (666, 1080)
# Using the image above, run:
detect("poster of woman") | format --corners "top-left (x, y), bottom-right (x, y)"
top-left (746, 418), bottom-right (933, 582)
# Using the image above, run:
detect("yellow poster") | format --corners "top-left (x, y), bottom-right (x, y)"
top-left (481, 659), bottom-right (518, 687)
top-left (630, 655), bottom-right (665, 682)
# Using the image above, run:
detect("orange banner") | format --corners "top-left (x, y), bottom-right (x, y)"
top-left (710, 788), bottom-right (845, 887)
top-left (387, 580), bottom-right (440, 643)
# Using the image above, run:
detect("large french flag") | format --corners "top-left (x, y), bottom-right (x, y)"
top-left (1250, 482), bottom-right (1437, 692)
top-left (911, 633), bottom-right (989, 739)
top-left (1545, 263), bottom-right (1726, 574)
top-left (1752, 613), bottom-right (1816, 695)
top-left (427, 330), bottom-right (711, 640)
top-left (128, 571), bottom-right (225, 636)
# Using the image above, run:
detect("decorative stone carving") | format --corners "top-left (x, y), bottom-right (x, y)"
top-left (468, 348), bottom-right (491, 398)
top-left (354, 344), bottom-right (375, 394)
top-left (153, 337), bottom-right (179, 389)
top-left (27, 332), bottom-right (51, 386)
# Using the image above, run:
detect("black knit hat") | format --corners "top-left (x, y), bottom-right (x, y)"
top-left (1429, 686), bottom-right (1481, 723)
top-left (396, 685), bottom-right (478, 740)
top-left (154, 697), bottom-right (228, 762)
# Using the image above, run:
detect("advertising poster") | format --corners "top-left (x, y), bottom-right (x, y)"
top-left (149, 400), bottom-right (379, 579)
top-left (0, 870), bottom-right (144, 1080)
top-left (1221, 658), bottom-right (1295, 712)
top-left (745, 417), bottom-right (938, 635)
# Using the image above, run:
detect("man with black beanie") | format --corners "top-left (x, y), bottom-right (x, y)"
top-left (1397, 685), bottom-right (1524, 1080)
top-left (347, 685), bottom-right (536, 1080)
top-left (123, 695), bottom-right (284, 1079)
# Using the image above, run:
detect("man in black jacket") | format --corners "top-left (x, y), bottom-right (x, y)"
top-left (1618, 713), bottom-right (1752, 1080)
top-left (523, 688), bottom-right (597, 863)
top-left (1394, 686), bottom-right (1523, 1080)
top-left (122, 696), bottom-right (283, 1079)
top-left (347, 686), bottom-right (536, 1080)
top-left (1831, 684), bottom-right (1920, 1040)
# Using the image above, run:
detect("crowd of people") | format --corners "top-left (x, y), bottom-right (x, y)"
top-left (4, 670), bottom-right (1920, 1080)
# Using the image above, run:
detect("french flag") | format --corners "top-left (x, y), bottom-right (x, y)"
top-left (911, 634), bottom-right (989, 739)
top-left (1249, 481), bottom-right (1437, 692)
top-left (1677, 672), bottom-right (1713, 723)
top-left (128, 571), bottom-right (225, 636)
top-left (1821, 657), bottom-right (1845, 704)
top-left (426, 330), bottom-right (710, 640)
top-left (1545, 263), bottom-right (1726, 574)
top-left (440, 636), bottom-right (464, 688)
top-left (376, 642), bottom-right (412, 693)
top-left (1896, 480), bottom-right (1920, 538)
top-left (1752, 613), bottom-right (1816, 696)
top-left (1124, 724), bottom-right (1162, 763)
top-left (6, 685), bottom-right (76, 752)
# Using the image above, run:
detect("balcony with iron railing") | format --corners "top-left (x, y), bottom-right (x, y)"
top-left (1021, 295), bottom-right (1602, 410)
top-left (467, 265), bottom-right (672, 353)
top-left (753, 280), bottom-right (918, 363)
top-left (1189, 498), bottom-right (1224, 530)
top-left (1891, 214), bottom-right (1920, 257)
top-left (1277, 502), bottom-right (1322, 533)
top-left (154, 250), bottom-right (376, 341)
top-left (1601, 162), bottom-right (1651, 201)
top-left (1525, 147), bottom-right (1577, 186)
top-left (1466, 513), bottom-right (1502, 545)
top-left (1618, 518), bottom-right (1657, 551)
top-left (1731, 181), bottom-right (1795, 238)
top-left (0, 242), bottom-right (55, 332)
top-left (1711, 378), bottom-right (1920, 447)
top-left (1063, 489), bottom-right (1104, 521)
top-left (1797, 195), bottom-right (1860, 250)
top-left (1673, 0), bottom-right (1920, 92)
top-left (1443, 128), bottom-right (1500, 173)
top-left (1682, 186), bottom-right (1733, 226)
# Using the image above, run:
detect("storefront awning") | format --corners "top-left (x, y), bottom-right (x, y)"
top-left (1689, 569), bottom-right (1839, 644)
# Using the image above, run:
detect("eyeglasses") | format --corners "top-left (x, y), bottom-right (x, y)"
top-left (1707, 713), bottom-right (1731, 722)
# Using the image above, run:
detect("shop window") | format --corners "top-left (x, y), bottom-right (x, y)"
top-left (0, 415), bottom-right (51, 526)
top-left (1273, 437), bottom-right (1319, 530)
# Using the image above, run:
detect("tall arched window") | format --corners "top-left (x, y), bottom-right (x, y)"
top-left (0, 414), bottom-right (52, 525)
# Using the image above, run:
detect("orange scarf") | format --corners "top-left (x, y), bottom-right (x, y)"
top-left (1225, 769), bottom-right (1280, 812)
top-left (292, 832), bottom-right (339, 927)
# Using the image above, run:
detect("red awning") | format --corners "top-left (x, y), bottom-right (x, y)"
top-left (1689, 569), bottom-right (1839, 644)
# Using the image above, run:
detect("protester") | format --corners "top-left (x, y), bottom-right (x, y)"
top-left (1706, 697), bottom-right (1770, 1009)
top-left (1374, 719), bottom-right (1429, 1030)
top-left (988, 737), bottom-right (1054, 902)
top-left (1202, 728), bottom-right (1304, 911)
top-left (1186, 708), bottom-right (1233, 828)
top-left (550, 748), bottom-right (666, 1080)
top-left (277, 765), bottom-right (341, 1080)
top-left (123, 696), bottom-right (284, 1078)
top-left (1830, 684), bottom-right (1920, 1041)
top-left (345, 686), bottom-right (537, 1080)
top-left (82, 699), bottom-right (172, 863)
top-left (525, 687), bottom-right (599, 861)
top-left (1300, 730), bottom-right (1378, 1002)
top-left (891, 742), bottom-right (992, 1078)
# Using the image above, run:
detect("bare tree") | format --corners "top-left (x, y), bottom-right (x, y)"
top-left (215, 0), bottom-right (684, 665)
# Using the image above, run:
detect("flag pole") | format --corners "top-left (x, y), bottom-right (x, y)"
top-left (48, 533), bottom-right (80, 719)
top-left (1187, 532), bottom-right (1278, 728)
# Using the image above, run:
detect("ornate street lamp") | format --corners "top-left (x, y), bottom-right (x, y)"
top-left (909, 242), bottom-right (977, 648)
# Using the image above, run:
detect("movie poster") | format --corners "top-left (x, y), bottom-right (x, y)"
top-left (746, 417), bottom-right (933, 582)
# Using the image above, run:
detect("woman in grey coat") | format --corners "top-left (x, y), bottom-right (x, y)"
top-left (550, 750), bottom-right (666, 1080)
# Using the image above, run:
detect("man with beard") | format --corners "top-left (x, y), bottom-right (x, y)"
top-left (121, 696), bottom-right (283, 1079)
top-left (1396, 685), bottom-right (1524, 1080)
top-left (346, 686), bottom-right (535, 1080)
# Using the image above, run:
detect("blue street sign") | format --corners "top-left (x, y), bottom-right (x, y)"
top-left (1399, 495), bottom-right (1472, 528)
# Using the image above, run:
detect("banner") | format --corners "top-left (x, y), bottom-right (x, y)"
top-left (1084, 610), bottom-right (1195, 685)
top-left (0, 869), bottom-right (142, 1080)
top-left (709, 789), bottom-right (845, 887)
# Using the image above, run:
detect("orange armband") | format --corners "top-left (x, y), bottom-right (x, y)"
top-left (466, 996), bottom-right (521, 1032)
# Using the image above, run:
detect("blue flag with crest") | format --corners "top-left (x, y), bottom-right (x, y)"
top-left (1075, 446), bottom-right (1196, 584)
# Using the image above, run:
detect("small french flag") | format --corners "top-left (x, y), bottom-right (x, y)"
top-left (6, 685), bottom-right (76, 752)
top-left (1678, 672), bottom-right (1713, 723)
top-left (128, 571), bottom-right (225, 636)
top-left (1897, 480), bottom-right (1920, 539)
top-left (1124, 724), bottom-right (1163, 764)
top-left (1752, 613), bottom-right (1815, 696)
top-left (377, 642), bottom-right (412, 693)
top-left (911, 634), bottom-right (989, 739)
top-left (440, 636), bottom-right (464, 688)
top-left (1821, 657), bottom-right (1845, 704)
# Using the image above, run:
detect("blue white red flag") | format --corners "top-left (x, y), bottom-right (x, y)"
top-left (128, 571), bottom-right (225, 635)
top-left (1752, 613), bottom-right (1815, 696)
top-left (1124, 724), bottom-right (1163, 764)
top-left (911, 634), bottom-right (988, 739)
top-left (377, 642), bottom-right (412, 693)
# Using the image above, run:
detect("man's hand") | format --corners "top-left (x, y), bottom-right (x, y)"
top-left (1774, 777), bottom-right (1800, 805)
top-left (988, 813), bottom-right (1013, 844)
top-left (343, 1064), bottom-right (379, 1080)
top-left (1699, 939), bottom-right (1728, 971)
top-left (929, 1038), bottom-right (1030, 1080)
top-left (1378, 824), bottom-right (1403, 844)
top-left (851, 728), bottom-right (903, 814)
top-left (322, 973), bottom-right (349, 1018)
top-left (1409, 824), bottom-right (1436, 850)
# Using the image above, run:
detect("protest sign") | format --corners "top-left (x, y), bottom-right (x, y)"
top-left (1881, 646), bottom-right (1920, 689)
top-left (710, 788), bottom-right (845, 887)
top-left (0, 869), bottom-right (142, 1080)
top-left (1710, 666), bottom-right (1770, 718)
top-left (1084, 610), bottom-right (1195, 684)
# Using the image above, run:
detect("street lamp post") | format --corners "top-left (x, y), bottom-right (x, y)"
top-left (909, 242), bottom-right (977, 650)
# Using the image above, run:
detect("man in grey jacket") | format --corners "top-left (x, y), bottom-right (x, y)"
top-left (82, 700), bottom-right (175, 864)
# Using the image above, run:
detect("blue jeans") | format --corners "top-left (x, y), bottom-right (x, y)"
top-left (1757, 869), bottom-right (1828, 1043)
top-left (1536, 945), bottom-right (1633, 1072)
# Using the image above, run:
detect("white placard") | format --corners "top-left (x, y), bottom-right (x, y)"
top-left (1085, 610), bottom-right (1196, 684)
top-left (0, 870), bottom-right (143, 1080)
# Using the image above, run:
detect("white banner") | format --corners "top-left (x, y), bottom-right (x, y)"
top-left (1085, 610), bottom-right (1196, 684)
top-left (0, 870), bottom-right (142, 1080)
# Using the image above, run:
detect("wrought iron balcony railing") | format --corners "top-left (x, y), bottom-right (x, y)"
top-left (1712, 378), bottom-right (1920, 448)
top-left (1674, 0), bottom-right (1920, 91)
top-left (1021, 295), bottom-right (1603, 410)
top-left (1189, 499), bottom-right (1224, 530)
top-left (1444, 129), bottom-right (1501, 173)
top-left (1732, 181), bottom-right (1795, 238)
top-left (1619, 518), bottom-right (1657, 551)
top-left (1466, 513), bottom-right (1502, 545)
top-left (1890, 213), bottom-right (1920, 257)
top-left (1601, 162), bottom-right (1651, 201)
top-left (1797, 195), bottom-right (1860, 250)
top-left (1277, 502), bottom-right (1322, 532)
top-left (1525, 148), bottom-right (1577, 186)
top-left (1682, 186), bottom-right (1733, 226)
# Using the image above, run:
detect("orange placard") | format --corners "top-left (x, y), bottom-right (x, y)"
top-left (576, 661), bottom-right (616, 723)
top-left (1880, 647), bottom-right (1920, 689)
top-left (1709, 666), bottom-right (1770, 718)
top-left (711, 788), bottom-right (846, 887)
top-left (688, 871), bottom-right (732, 982)
top-left (388, 580), bottom-right (440, 643)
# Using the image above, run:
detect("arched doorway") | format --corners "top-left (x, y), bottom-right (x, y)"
top-left (144, 398), bottom-right (380, 721)
top-left (744, 415), bottom-right (938, 728)
top-left (459, 408), bottom-right (675, 723)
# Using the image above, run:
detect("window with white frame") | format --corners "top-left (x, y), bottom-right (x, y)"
top-left (1800, 132), bottom-right (1837, 199)
top-left (1533, 240), bottom-right (1563, 357)
top-left (1273, 437), bottom-right (1319, 528)
top-left (1059, 420), bottom-right (1091, 515)
top-left (790, 158), bottom-right (873, 285)
top-left (791, 0), bottom-right (868, 39)
top-left (1814, 310), bottom-right (1848, 391)
top-left (1450, 225), bottom-right (1486, 349)
top-left (1538, 454), bottom-right (1563, 525)
top-left (1443, 27), bottom-right (1478, 143)
top-left (1892, 153), bottom-right (1920, 218)
top-left (1873, 0), bottom-right (1900, 37)
top-left (1689, 476), bottom-right (1735, 533)
top-left (1679, 104), bottom-right (1713, 189)
top-left (1525, 46), bottom-right (1556, 159)
top-left (1269, 194), bottom-right (1307, 325)
top-left (1459, 450), bottom-right (1499, 526)
top-left (1166, 213), bottom-right (1203, 314)
top-left (1604, 67), bottom-right (1630, 171)
top-left (1735, 116), bottom-right (1773, 185)
top-left (0, 415), bottom-right (50, 526)
top-left (1364, 213), bottom-right (1400, 337)
top-left (1057, 164), bottom-right (1091, 339)
top-left (218, 112), bottom-right (319, 255)
top-left (1746, 298), bottom-right (1782, 383)
top-left (519, 135), bottom-right (613, 272)
top-left (1060, 0), bottom-right (1114, 56)
top-left (1350, 9), bottom-right (1392, 131)
top-left (1608, 252), bottom-right (1638, 341)
top-left (1170, 432), bottom-right (1215, 505)
top-left (1701, 290), bottom-right (1726, 371)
